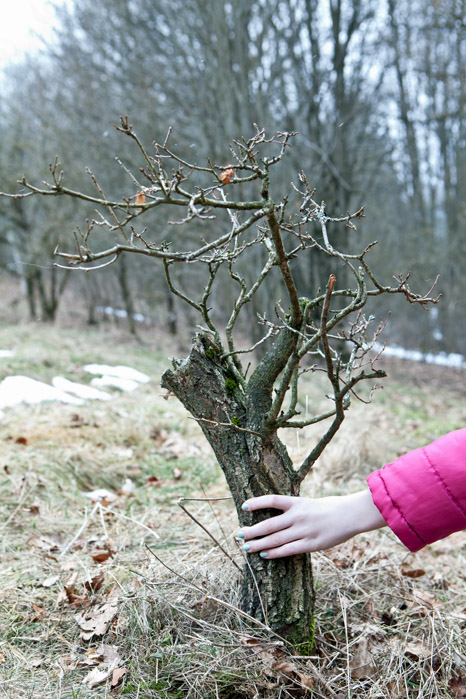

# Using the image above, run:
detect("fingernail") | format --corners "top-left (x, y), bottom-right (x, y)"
top-left (260, 552), bottom-right (268, 558)
top-left (241, 503), bottom-right (249, 511)
top-left (237, 531), bottom-right (245, 539)
top-left (242, 544), bottom-right (250, 551)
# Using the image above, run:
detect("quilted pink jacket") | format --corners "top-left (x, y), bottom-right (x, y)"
top-left (367, 428), bottom-right (466, 551)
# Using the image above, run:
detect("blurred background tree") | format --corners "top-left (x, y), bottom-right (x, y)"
top-left (0, 0), bottom-right (464, 354)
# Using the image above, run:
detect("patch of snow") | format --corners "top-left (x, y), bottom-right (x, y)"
top-left (82, 488), bottom-right (118, 502)
top-left (52, 377), bottom-right (112, 401)
top-left (0, 376), bottom-right (84, 409)
top-left (90, 376), bottom-right (140, 392)
top-left (0, 349), bottom-right (14, 358)
top-left (375, 343), bottom-right (466, 370)
top-left (84, 364), bottom-right (150, 384)
top-left (97, 306), bottom-right (147, 323)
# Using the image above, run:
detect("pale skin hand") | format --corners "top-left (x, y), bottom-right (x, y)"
top-left (238, 490), bottom-right (387, 559)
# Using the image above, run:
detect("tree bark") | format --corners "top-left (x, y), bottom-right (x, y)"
top-left (161, 332), bottom-right (315, 647)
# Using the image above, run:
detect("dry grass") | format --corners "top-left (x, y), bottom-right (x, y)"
top-left (1, 322), bottom-right (466, 698)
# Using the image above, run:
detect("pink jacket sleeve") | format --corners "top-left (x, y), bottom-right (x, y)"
top-left (367, 428), bottom-right (466, 552)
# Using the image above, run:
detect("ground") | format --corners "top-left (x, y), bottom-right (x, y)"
top-left (1, 320), bottom-right (466, 698)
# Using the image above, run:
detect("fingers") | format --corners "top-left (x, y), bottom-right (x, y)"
top-left (241, 518), bottom-right (295, 551)
top-left (241, 494), bottom-right (295, 513)
top-left (258, 540), bottom-right (313, 559)
top-left (240, 512), bottom-right (291, 541)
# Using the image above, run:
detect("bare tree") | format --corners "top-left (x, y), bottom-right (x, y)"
top-left (1, 122), bottom-right (438, 645)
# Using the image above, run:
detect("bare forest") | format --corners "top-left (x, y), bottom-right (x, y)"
top-left (1, 0), bottom-right (465, 353)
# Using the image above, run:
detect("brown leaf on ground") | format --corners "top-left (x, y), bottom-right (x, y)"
top-left (74, 597), bottom-right (119, 640)
top-left (105, 538), bottom-right (117, 554)
top-left (111, 667), bottom-right (127, 687)
top-left (29, 502), bottom-right (40, 515)
top-left (29, 536), bottom-right (60, 553)
top-left (78, 644), bottom-right (121, 667)
top-left (31, 603), bottom-right (46, 621)
top-left (450, 676), bottom-right (466, 698)
top-left (146, 475), bottom-right (163, 487)
top-left (85, 572), bottom-right (105, 593)
top-left (410, 589), bottom-right (442, 611)
top-left (405, 641), bottom-right (432, 659)
top-left (400, 563), bottom-right (426, 578)
top-left (90, 549), bottom-right (112, 563)
top-left (15, 436), bottom-right (28, 445)
top-left (350, 636), bottom-right (376, 679)
top-left (64, 586), bottom-right (89, 608)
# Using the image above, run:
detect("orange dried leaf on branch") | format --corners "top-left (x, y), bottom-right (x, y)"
top-left (219, 167), bottom-right (234, 184)
top-left (135, 191), bottom-right (146, 207)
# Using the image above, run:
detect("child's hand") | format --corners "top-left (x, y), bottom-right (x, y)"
top-left (238, 490), bottom-right (386, 559)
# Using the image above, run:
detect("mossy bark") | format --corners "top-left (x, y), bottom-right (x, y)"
top-left (161, 333), bottom-right (315, 646)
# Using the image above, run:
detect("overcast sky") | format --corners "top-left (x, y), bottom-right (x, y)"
top-left (0, 0), bottom-right (69, 69)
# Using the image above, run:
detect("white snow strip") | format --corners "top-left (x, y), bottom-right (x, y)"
top-left (375, 343), bottom-right (466, 370)
top-left (0, 376), bottom-right (84, 409)
top-left (82, 488), bottom-right (118, 502)
top-left (97, 306), bottom-right (147, 323)
top-left (84, 364), bottom-right (150, 384)
top-left (52, 376), bottom-right (112, 401)
top-left (0, 350), bottom-right (14, 358)
top-left (90, 376), bottom-right (140, 392)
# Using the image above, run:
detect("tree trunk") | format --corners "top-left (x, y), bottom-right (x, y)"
top-left (161, 333), bottom-right (315, 648)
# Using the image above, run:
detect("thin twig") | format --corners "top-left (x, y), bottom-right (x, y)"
top-left (177, 499), bottom-right (242, 573)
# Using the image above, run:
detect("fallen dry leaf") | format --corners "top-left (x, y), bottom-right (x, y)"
top-left (146, 475), bottom-right (163, 487)
top-left (90, 549), bottom-right (112, 563)
top-left (400, 563), bottom-right (426, 578)
top-left (78, 644), bottom-right (121, 667)
top-left (75, 598), bottom-right (119, 640)
top-left (450, 676), bottom-right (466, 698)
top-left (29, 502), bottom-right (40, 515)
top-left (29, 536), bottom-right (60, 553)
top-left (31, 603), bottom-right (46, 621)
top-left (64, 586), bottom-right (89, 608)
top-left (111, 667), bottom-right (127, 687)
top-left (350, 636), bottom-right (376, 679)
top-left (15, 436), bottom-right (28, 445)
top-left (411, 589), bottom-right (442, 611)
top-left (82, 666), bottom-right (111, 687)
top-left (85, 572), bottom-right (105, 593)
top-left (405, 641), bottom-right (432, 659)
top-left (96, 644), bottom-right (122, 665)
